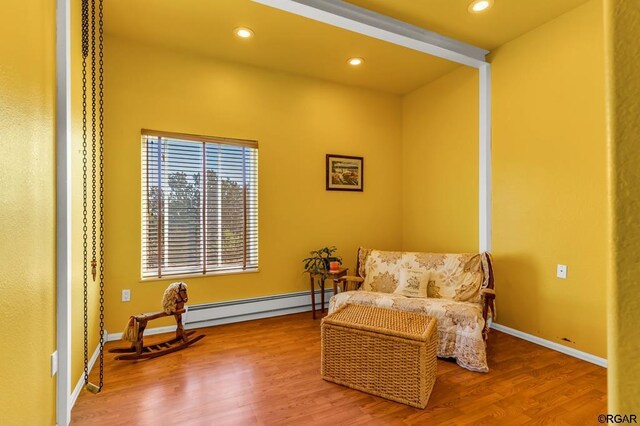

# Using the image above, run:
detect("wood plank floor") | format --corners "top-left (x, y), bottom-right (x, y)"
top-left (72, 312), bottom-right (606, 425)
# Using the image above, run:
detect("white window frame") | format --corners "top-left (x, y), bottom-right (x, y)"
top-left (140, 129), bottom-right (259, 280)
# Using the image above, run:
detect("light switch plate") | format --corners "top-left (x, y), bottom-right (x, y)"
top-left (122, 289), bottom-right (131, 302)
top-left (557, 264), bottom-right (568, 279)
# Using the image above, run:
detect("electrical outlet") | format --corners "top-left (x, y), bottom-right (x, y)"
top-left (557, 264), bottom-right (568, 279)
top-left (122, 289), bottom-right (131, 302)
top-left (51, 351), bottom-right (58, 377)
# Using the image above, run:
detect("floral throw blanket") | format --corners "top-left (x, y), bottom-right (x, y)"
top-left (329, 291), bottom-right (489, 372)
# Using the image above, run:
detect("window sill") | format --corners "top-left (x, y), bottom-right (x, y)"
top-left (139, 268), bottom-right (259, 283)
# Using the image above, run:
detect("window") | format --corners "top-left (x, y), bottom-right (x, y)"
top-left (141, 130), bottom-right (258, 279)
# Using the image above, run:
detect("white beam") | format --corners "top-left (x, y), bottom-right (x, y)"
top-left (479, 63), bottom-right (492, 253)
top-left (251, 0), bottom-right (489, 68)
top-left (55, 0), bottom-right (72, 424)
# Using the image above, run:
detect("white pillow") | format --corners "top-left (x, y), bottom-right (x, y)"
top-left (394, 268), bottom-right (429, 298)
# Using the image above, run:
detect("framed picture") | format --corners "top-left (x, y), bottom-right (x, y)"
top-left (326, 154), bottom-right (364, 192)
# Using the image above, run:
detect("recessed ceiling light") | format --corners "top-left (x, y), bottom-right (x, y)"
top-left (468, 0), bottom-right (493, 13)
top-left (348, 57), bottom-right (364, 66)
top-left (234, 27), bottom-right (254, 39)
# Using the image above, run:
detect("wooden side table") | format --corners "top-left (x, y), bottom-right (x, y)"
top-left (309, 267), bottom-right (348, 319)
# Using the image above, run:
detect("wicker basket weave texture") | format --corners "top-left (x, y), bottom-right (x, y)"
top-left (321, 304), bottom-right (437, 409)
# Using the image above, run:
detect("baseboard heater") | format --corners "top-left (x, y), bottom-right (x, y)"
top-left (183, 289), bottom-right (334, 329)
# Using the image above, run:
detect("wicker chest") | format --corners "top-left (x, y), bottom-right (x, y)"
top-left (321, 304), bottom-right (437, 408)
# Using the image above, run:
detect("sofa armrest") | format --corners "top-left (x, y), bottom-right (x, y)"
top-left (481, 288), bottom-right (496, 297)
top-left (481, 288), bottom-right (496, 340)
top-left (338, 276), bottom-right (364, 292)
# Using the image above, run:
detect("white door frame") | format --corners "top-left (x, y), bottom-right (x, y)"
top-left (55, 0), bottom-right (72, 424)
top-left (253, 0), bottom-right (493, 252)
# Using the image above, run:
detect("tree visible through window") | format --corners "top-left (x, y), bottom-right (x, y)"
top-left (142, 131), bottom-right (258, 278)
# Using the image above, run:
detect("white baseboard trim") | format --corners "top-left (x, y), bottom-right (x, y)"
top-left (107, 289), bottom-right (334, 342)
top-left (69, 330), bottom-right (108, 410)
top-left (490, 323), bottom-right (607, 368)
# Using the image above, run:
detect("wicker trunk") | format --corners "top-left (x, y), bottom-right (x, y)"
top-left (321, 304), bottom-right (437, 409)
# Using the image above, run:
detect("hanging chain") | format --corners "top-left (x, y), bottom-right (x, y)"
top-left (81, 0), bottom-right (106, 393)
top-left (90, 0), bottom-right (97, 283)
top-left (97, 0), bottom-right (106, 391)
top-left (81, 0), bottom-right (90, 388)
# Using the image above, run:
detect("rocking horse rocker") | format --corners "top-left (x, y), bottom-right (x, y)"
top-left (109, 282), bottom-right (205, 360)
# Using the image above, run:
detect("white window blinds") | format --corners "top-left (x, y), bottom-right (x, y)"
top-left (141, 130), bottom-right (258, 278)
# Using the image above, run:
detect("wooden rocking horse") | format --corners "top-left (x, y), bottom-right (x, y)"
top-left (109, 282), bottom-right (205, 360)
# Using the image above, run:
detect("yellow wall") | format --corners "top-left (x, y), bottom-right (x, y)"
top-left (102, 37), bottom-right (403, 331)
top-left (491, 0), bottom-right (607, 358)
top-left (401, 66), bottom-right (479, 252)
top-left (0, 1), bottom-right (57, 424)
top-left (401, 0), bottom-right (607, 358)
top-left (69, 0), bottom-right (104, 393)
top-left (605, 0), bottom-right (640, 412)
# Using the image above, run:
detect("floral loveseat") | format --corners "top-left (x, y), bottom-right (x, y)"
top-left (328, 248), bottom-right (495, 372)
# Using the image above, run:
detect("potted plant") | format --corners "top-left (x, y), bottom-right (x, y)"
top-left (303, 246), bottom-right (342, 280)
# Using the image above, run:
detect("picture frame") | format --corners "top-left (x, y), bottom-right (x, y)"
top-left (326, 154), bottom-right (364, 192)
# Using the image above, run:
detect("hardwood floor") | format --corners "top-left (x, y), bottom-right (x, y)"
top-left (72, 312), bottom-right (606, 425)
